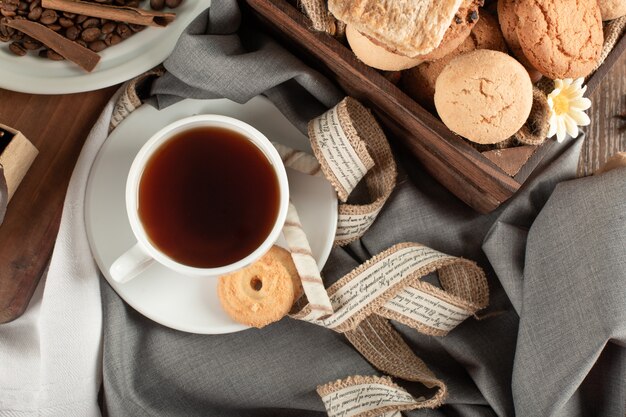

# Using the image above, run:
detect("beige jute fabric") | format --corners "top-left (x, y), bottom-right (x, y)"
top-left (513, 87), bottom-right (550, 146)
top-left (590, 15), bottom-right (626, 75)
top-left (299, 0), bottom-right (345, 37)
top-left (288, 242), bottom-right (488, 414)
top-left (308, 98), bottom-right (397, 246)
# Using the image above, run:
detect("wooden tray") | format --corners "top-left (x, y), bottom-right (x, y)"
top-left (244, 0), bottom-right (626, 213)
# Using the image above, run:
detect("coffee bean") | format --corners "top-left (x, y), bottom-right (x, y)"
top-left (88, 39), bottom-right (106, 52)
top-left (116, 23), bottom-right (131, 39)
top-left (18, 2), bottom-right (29, 13)
top-left (0, 18), bottom-right (14, 38)
top-left (62, 11), bottom-right (75, 18)
top-left (129, 23), bottom-right (144, 32)
top-left (27, 6), bottom-right (41, 20)
top-left (47, 23), bottom-right (61, 31)
top-left (22, 37), bottom-right (41, 49)
top-left (82, 17), bottom-right (99, 28)
top-left (38, 48), bottom-right (47, 57)
top-left (104, 33), bottom-right (121, 46)
top-left (75, 14), bottom-right (87, 24)
top-left (126, 0), bottom-right (139, 7)
top-left (58, 17), bottom-right (73, 27)
top-left (10, 30), bottom-right (23, 41)
top-left (150, 0), bottom-right (164, 10)
top-left (47, 49), bottom-right (64, 60)
top-left (65, 24), bottom-right (80, 40)
top-left (28, 0), bottom-right (39, 11)
top-left (100, 21), bottom-right (115, 34)
top-left (39, 9), bottom-right (57, 24)
top-left (2, 2), bottom-right (18, 12)
top-left (81, 27), bottom-right (101, 42)
top-left (1, 9), bottom-right (17, 17)
top-left (9, 42), bottom-right (26, 56)
top-left (75, 39), bottom-right (87, 48)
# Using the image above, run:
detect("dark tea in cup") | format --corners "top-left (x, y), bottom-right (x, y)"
top-left (137, 126), bottom-right (280, 268)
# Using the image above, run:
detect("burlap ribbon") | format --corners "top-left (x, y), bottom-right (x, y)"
top-left (298, 0), bottom-right (345, 37)
top-left (276, 98), bottom-right (489, 416)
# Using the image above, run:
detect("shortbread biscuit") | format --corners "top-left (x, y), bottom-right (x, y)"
top-left (271, 246), bottom-right (303, 302)
top-left (598, 0), bottom-right (626, 21)
top-left (329, 0), bottom-right (465, 57)
top-left (402, 12), bottom-right (506, 109)
top-left (497, 0), bottom-right (542, 82)
top-left (434, 50), bottom-right (533, 144)
top-left (218, 246), bottom-right (295, 328)
top-left (515, 0), bottom-right (603, 79)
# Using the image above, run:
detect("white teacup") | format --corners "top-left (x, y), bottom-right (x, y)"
top-left (110, 115), bottom-right (289, 283)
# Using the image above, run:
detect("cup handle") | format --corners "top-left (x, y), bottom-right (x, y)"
top-left (109, 243), bottom-right (154, 283)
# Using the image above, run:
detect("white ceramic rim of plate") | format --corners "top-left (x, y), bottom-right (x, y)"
top-left (0, 0), bottom-right (210, 94)
top-left (125, 114), bottom-right (290, 277)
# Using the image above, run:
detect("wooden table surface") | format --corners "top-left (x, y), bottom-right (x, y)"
top-left (0, 53), bottom-right (624, 323)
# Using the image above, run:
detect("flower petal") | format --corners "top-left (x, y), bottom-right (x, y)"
top-left (570, 109), bottom-right (591, 126)
top-left (556, 117), bottom-right (567, 142)
top-left (569, 97), bottom-right (591, 111)
top-left (573, 78), bottom-right (584, 89)
top-left (547, 115), bottom-right (557, 138)
top-left (564, 114), bottom-right (579, 138)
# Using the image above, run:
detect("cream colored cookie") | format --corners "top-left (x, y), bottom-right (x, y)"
top-left (515, 0), bottom-right (603, 79)
top-left (434, 50), bottom-right (533, 144)
top-left (346, 25), bottom-right (423, 71)
top-left (599, 0), bottom-right (626, 20)
top-left (402, 12), bottom-right (506, 110)
top-left (218, 246), bottom-right (295, 328)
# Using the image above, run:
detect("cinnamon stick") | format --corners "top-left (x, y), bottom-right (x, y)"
top-left (5, 19), bottom-right (100, 72)
top-left (41, 0), bottom-right (176, 27)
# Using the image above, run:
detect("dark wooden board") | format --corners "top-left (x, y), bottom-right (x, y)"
top-left (245, 0), bottom-right (626, 212)
top-left (0, 86), bottom-right (117, 323)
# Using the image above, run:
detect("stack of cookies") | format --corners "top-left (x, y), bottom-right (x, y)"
top-left (329, 0), bottom-right (622, 147)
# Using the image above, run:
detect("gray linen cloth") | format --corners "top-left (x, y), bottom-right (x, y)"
top-left (100, 2), bottom-right (626, 416)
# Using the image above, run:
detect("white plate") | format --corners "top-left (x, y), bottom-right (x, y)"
top-left (0, 0), bottom-right (210, 94)
top-left (85, 96), bottom-right (338, 334)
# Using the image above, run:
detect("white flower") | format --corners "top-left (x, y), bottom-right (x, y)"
top-left (546, 78), bottom-right (592, 143)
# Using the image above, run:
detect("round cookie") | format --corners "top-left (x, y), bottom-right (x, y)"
top-left (515, 0), bottom-right (603, 79)
top-left (402, 12), bottom-right (507, 110)
top-left (271, 246), bottom-right (303, 302)
top-left (434, 50), bottom-right (533, 144)
top-left (497, 0), bottom-right (543, 82)
top-left (218, 246), bottom-right (296, 328)
top-left (346, 25), bottom-right (423, 71)
top-left (414, 0), bottom-right (483, 61)
top-left (598, 0), bottom-right (626, 20)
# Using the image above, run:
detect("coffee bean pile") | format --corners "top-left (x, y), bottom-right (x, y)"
top-left (0, 0), bottom-right (182, 60)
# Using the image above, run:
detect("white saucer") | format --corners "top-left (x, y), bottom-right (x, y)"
top-left (85, 97), bottom-right (338, 334)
